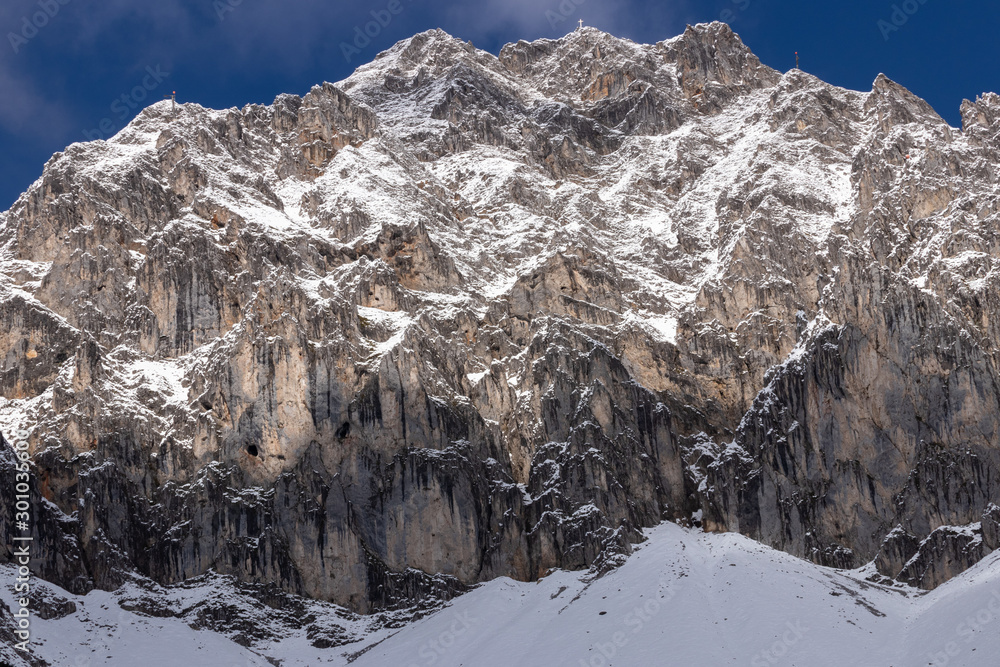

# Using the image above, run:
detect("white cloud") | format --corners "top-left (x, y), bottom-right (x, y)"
top-left (444, 0), bottom-right (640, 45)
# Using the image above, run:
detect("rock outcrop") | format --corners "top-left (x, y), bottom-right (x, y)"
top-left (2, 22), bottom-right (1000, 617)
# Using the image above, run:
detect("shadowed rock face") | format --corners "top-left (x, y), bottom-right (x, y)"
top-left (1, 22), bottom-right (999, 611)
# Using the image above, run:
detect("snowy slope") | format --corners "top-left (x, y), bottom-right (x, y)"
top-left (352, 523), bottom-right (1000, 667)
top-left (5, 522), bottom-right (1000, 666)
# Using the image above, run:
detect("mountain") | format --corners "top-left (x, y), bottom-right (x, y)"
top-left (3, 20), bottom-right (1000, 661)
top-left (5, 522), bottom-right (1000, 666)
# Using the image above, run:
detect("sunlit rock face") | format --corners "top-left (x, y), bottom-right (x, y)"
top-left (2, 22), bottom-right (1000, 610)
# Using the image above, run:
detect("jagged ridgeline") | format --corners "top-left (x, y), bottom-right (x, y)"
top-left (2, 22), bottom-right (1000, 612)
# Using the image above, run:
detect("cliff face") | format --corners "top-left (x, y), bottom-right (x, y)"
top-left (2, 22), bottom-right (1000, 611)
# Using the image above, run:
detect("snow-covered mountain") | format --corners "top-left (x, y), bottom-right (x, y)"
top-left (5, 522), bottom-right (1000, 666)
top-left (3, 20), bottom-right (1000, 664)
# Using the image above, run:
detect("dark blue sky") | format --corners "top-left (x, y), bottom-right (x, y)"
top-left (2, 0), bottom-right (997, 209)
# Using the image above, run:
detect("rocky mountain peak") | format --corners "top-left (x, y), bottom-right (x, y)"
top-left (865, 71), bottom-right (948, 131)
top-left (961, 91), bottom-right (1000, 138)
top-left (3, 22), bottom-right (1000, 625)
top-left (363, 28), bottom-right (488, 77)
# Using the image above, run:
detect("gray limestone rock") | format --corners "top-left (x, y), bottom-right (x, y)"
top-left (2, 23), bottom-right (1000, 617)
